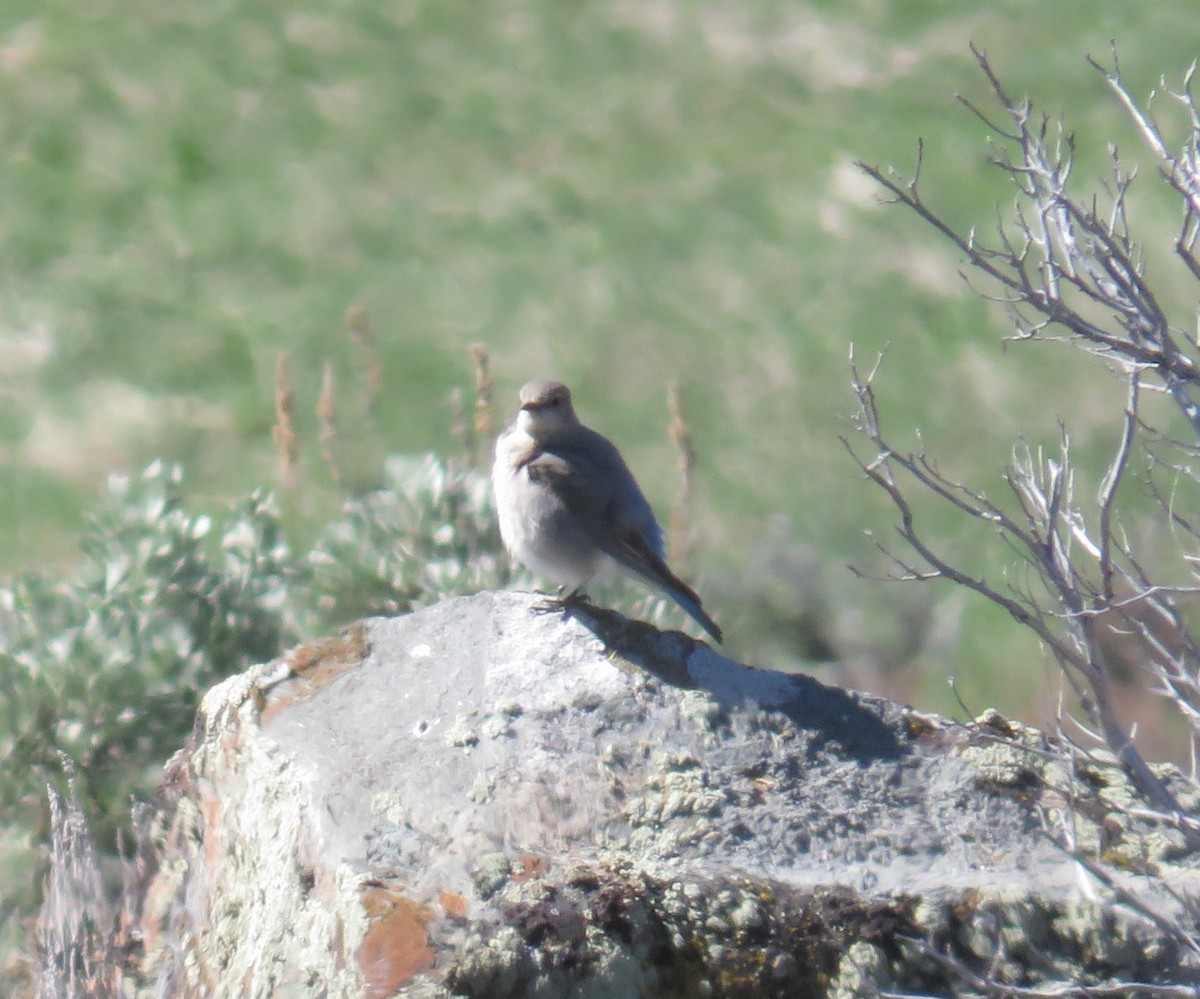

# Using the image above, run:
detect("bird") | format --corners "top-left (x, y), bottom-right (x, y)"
top-left (492, 378), bottom-right (723, 643)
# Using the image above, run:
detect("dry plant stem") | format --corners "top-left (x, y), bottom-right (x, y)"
top-left (449, 387), bottom-right (470, 458)
top-left (1091, 50), bottom-right (1200, 284)
top-left (851, 47), bottom-right (1200, 828)
top-left (883, 935), bottom-right (1200, 999)
top-left (1060, 840), bottom-right (1200, 965)
top-left (345, 304), bottom-right (382, 419)
top-left (844, 358), bottom-right (1188, 824)
top-left (271, 351), bottom-right (298, 491)
top-left (857, 44), bottom-right (1200, 438)
top-left (1039, 773), bottom-right (1200, 963)
top-left (666, 378), bottom-right (696, 571)
top-left (1097, 375), bottom-right (1137, 600)
top-left (469, 343), bottom-right (494, 469)
top-left (37, 780), bottom-right (119, 999)
top-left (317, 359), bottom-right (341, 489)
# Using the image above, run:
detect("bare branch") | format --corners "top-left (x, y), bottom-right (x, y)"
top-left (864, 48), bottom-right (1200, 443)
top-left (1098, 373), bottom-right (1140, 599)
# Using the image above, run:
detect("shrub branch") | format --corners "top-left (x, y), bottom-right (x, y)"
top-left (853, 47), bottom-right (1200, 834)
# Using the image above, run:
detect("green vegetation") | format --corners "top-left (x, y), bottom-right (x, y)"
top-left (0, 456), bottom-right (510, 979)
top-left (1, 1), bottom-right (1195, 690)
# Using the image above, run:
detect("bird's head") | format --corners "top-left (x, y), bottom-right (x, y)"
top-left (516, 379), bottom-right (578, 440)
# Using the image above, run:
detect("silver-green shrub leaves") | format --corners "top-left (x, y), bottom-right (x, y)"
top-left (1, 463), bottom-right (292, 908)
top-left (306, 454), bottom-right (513, 623)
top-left (0, 454), bottom-right (509, 952)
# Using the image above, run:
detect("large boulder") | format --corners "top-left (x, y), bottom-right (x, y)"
top-left (125, 591), bottom-right (1194, 997)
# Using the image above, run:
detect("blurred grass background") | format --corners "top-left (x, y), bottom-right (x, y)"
top-left (1, 0), bottom-right (1198, 732)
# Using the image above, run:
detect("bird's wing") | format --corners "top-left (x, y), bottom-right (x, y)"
top-left (524, 431), bottom-right (654, 529)
top-left (566, 430), bottom-right (664, 546)
top-left (522, 450), bottom-right (611, 524)
top-left (603, 528), bottom-right (696, 598)
top-left (600, 529), bottom-right (723, 644)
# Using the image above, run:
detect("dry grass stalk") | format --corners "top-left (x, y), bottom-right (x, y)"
top-left (345, 304), bottom-right (382, 419)
top-left (318, 359), bottom-right (341, 489)
top-left (666, 379), bottom-right (696, 571)
top-left (469, 344), bottom-right (493, 465)
top-left (33, 782), bottom-right (119, 999)
top-left (271, 352), bottom-right (298, 491)
top-left (448, 387), bottom-right (469, 459)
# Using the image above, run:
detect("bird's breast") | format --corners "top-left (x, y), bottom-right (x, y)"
top-left (491, 437), bottom-right (600, 589)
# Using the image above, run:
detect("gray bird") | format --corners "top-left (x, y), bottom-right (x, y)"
top-left (493, 378), bottom-right (722, 643)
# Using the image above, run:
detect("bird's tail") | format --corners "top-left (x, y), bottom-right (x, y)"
top-left (603, 533), bottom-right (723, 644)
top-left (661, 581), bottom-right (724, 645)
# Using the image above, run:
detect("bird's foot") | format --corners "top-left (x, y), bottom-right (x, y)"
top-left (532, 587), bottom-right (590, 619)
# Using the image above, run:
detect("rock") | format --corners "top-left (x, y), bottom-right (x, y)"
top-left (123, 591), bottom-right (1193, 997)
